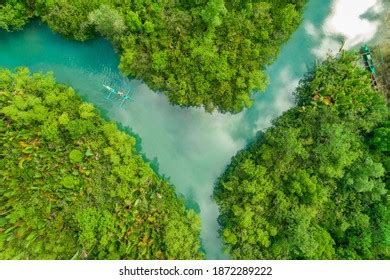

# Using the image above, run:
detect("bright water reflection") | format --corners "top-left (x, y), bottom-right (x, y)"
top-left (0, 0), bottom-right (383, 259)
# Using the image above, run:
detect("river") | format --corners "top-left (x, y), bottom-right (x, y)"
top-left (0, 0), bottom-right (384, 259)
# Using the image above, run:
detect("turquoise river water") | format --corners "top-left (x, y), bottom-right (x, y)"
top-left (0, 0), bottom-right (384, 259)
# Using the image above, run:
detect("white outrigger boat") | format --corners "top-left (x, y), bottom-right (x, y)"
top-left (103, 83), bottom-right (133, 108)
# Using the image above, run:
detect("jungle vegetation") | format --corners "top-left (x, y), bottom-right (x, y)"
top-left (214, 52), bottom-right (390, 259)
top-left (0, 68), bottom-right (203, 260)
top-left (0, 0), bottom-right (307, 113)
top-left (375, 7), bottom-right (390, 98)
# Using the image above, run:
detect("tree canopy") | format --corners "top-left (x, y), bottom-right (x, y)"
top-left (0, 0), bottom-right (29, 31)
top-left (0, 68), bottom-right (203, 260)
top-left (0, 0), bottom-right (307, 113)
top-left (214, 52), bottom-right (390, 259)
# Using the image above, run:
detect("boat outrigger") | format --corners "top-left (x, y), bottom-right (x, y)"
top-left (361, 45), bottom-right (377, 75)
top-left (102, 82), bottom-right (135, 108)
top-left (360, 45), bottom-right (382, 89)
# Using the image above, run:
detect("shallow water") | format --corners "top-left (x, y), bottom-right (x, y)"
top-left (0, 0), bottom-right (383, 259)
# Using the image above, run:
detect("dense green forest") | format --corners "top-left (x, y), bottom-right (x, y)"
top-left (0, 68), bottom-right (203, 260)
top-left (377, 8), bottom-right (390, 98)
top-left (214, 52), bottom-right (390, 259)
top-left (0, 0), bottom-right (307, 113)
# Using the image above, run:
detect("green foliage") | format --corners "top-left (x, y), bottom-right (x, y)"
top-left (62, 175), bottom-right (80, 188)
top-left (0, 1), bottom-right (30, 31)
top-left (214, 53), bottom-right (389, 259)
top-left (69, 149), bottom-right (84, 163)
top-left (371, 121), bottom-right (390, 152)
top-left (201, 0), bottom-right (227, 30)
top-left (0, 68), bottom-right (203, 260)
top-left (88, 4), bottom-right (126, 40)
top-left (152, 51), bottom-right (169, 72)
top-left (0, 0), bottom-right (307, 113)
top-left (125, 11), bottom-right (142, 32)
